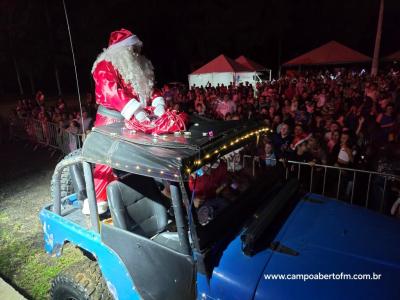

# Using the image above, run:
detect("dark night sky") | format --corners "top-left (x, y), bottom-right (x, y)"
top-left (0, 0), bottom-right (399, 94)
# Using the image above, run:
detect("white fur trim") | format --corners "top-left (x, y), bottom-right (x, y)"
top-left (154, 105), bottom-right (165, 117)
top-left (109, 35), bottom-right (142, 50)
top-left (81, 199), bottom-right (108, 215)
top-left (97, 201), bottom-right (109, 215)
top-left (82, 199), bottom-right (90, 215)
top-left (134, 110), bottom-right (148, 122)
top-left (152, 96), bottom-right (165, 107)
top-left (121, 99), bottom-right (142, 120)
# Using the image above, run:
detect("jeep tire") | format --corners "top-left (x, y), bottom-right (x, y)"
top-left (50, 149), bottom-right (82, 199)
top-left (51, 259), bottom-right (113, 300)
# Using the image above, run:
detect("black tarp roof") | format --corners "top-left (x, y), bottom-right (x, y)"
top-left (81, 116), bottom-right (269, 181)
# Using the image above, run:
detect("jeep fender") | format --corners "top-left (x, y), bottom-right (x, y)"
top-left (39, 206), bottom-right (141, 300)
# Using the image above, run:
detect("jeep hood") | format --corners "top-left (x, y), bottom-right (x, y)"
top-left (254, 193), bottom-right (400, 300)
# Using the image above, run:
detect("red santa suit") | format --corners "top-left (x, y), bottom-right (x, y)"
top-left (92, 29), bottom-right (166, 128)
top-left (88, 28), bottom-right (186, 213)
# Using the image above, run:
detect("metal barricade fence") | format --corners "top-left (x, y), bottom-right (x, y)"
top-left (9, 117), bottom-right (82, 155)
top-left (243, 155), bottom-right (400, 215)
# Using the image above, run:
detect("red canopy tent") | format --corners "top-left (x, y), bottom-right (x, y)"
top-left (283, 41), bottom-right (371, 66)
top-left (191, 54), bottom-right (251, 74)
top-left (235, 55), bottom-right (265, 71)
top-left (384, 50), bottom-right (400, 61)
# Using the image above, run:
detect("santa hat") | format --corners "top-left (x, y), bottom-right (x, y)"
top-left (108, 28), bottom-right (142, 50)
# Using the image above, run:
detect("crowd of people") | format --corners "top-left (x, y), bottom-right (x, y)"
top-left (13, 91), bottom-right (96, 135)
top-left (163, 69), bottom-right (400, 175)
top-left (9, 68), bottom-right (400, 175)
top-left (9, 91), bottom-right (97, 151)
top-left (6, 67), bottom-right (400, 214)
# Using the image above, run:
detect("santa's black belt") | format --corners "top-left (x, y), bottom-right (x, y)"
top-left (97, 105), bottom-right (124, 121)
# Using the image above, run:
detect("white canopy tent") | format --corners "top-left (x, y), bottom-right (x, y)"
top-left (235, 55), bottom-right (272, 81)
top-left (189, 54), bottom-right (258, 87)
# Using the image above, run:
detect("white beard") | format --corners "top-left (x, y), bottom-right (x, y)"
top-left (92, 46), bottom-right (154, 105)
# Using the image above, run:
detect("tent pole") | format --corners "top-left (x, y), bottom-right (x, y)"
top-left (371, 0), bottom-right (384, 76)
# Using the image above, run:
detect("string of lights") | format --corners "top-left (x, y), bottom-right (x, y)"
top-left (184, 127), bottom-right (272, 174)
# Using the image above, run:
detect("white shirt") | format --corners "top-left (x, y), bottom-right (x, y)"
top-left (338, 148), bottom-right (350, 163)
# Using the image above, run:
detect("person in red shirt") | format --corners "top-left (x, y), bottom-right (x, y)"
top-left (188, 161), bottom-right (229, 208)
top-left (189, 160), bottom-right (235, 225)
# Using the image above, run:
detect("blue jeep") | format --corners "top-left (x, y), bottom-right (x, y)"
top-left (40, 117), bottom-right (400, 300)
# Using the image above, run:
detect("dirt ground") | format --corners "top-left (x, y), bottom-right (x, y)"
top-left (0, 141), bottom-right (83, 299)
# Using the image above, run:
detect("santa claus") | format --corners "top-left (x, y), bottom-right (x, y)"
top-left (82, 28), bottom-right (186, 214)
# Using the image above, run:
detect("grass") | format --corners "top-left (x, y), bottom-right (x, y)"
top-left (0, 212), bottom-right (9, 223)
top-left (0, 214), bottom-right (84, 299)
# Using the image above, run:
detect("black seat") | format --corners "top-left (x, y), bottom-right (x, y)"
top-left (106, 175), bottom-right (170, 238)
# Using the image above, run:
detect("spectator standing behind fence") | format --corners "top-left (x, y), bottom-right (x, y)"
top-left (327, 130), bottom-right (341, 164)
top-left (376, 104), bottom-right (396, 144)
top-left (35, 91), bottom-right (45, 107)
top-left (57, 98), bottom-right (66, 112)
top-left (38, 110), bottom-right (49, 144)
top-left (272, 123), bottom-right (292, 159)
top-left (216, 95), bottom-right (236, 119)
top-left (336, 131), bottom-right (353, 167)
top-left (79, 111), bottom-right (93, 134)
top-left (84, 93), bottom-right (97, 117)
top-left (66, 120), bottom-right (80, 152)
top-left (262, 142), bottom-right (277, 167)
